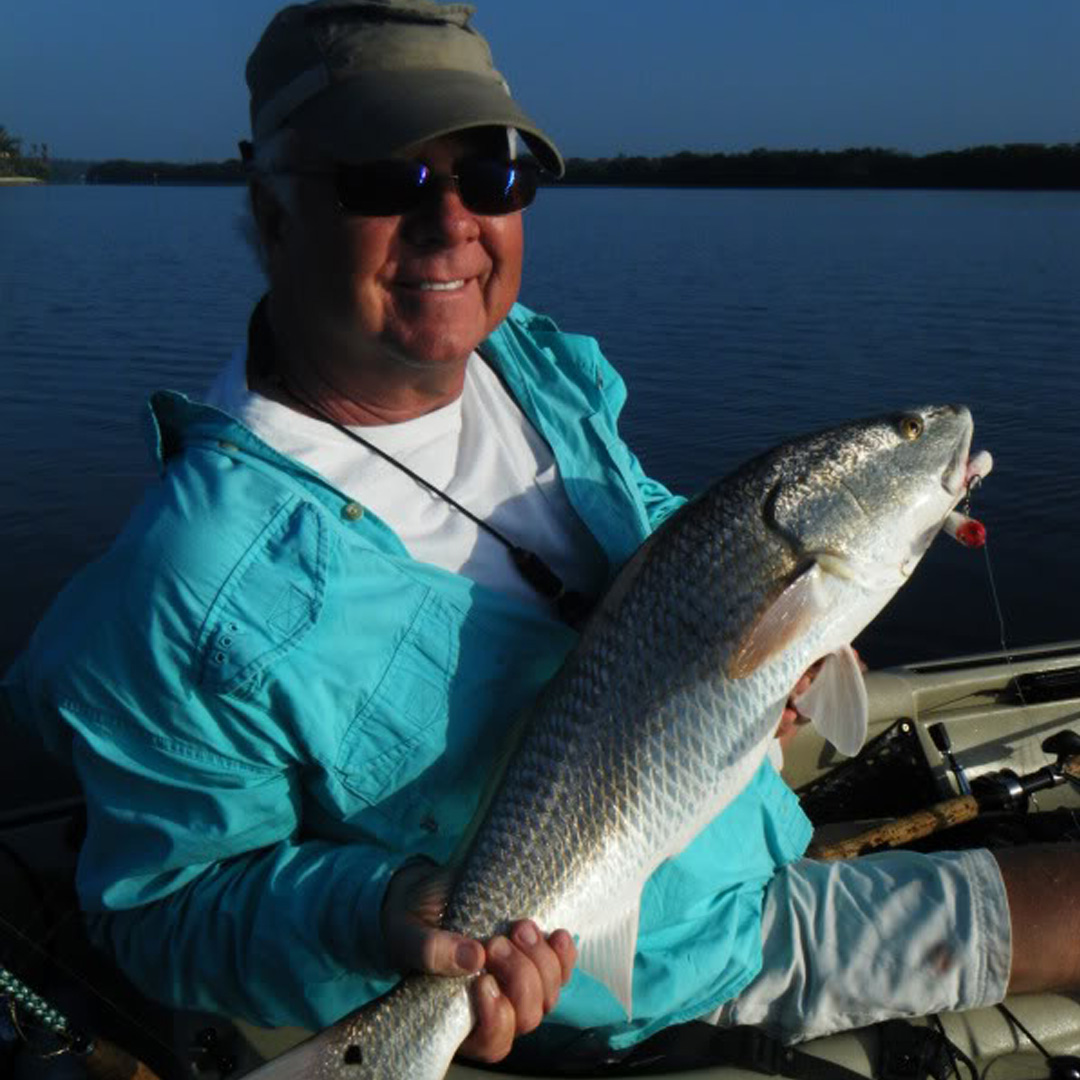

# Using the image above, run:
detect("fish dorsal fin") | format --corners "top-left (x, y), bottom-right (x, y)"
top-left (792, 644), bottom-right (868, 757)
top-left (575, 896), bottom-right (641, 1019)
top-left (728, 561), bottom-right (827, 678)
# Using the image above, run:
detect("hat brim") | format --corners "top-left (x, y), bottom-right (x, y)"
top-left (290, 69), bottom-right (565, 178)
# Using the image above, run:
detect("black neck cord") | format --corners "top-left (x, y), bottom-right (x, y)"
top-left (273, 378), bottom-right (596, 629)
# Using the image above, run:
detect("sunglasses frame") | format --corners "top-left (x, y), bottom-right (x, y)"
top-left (270, 157), bottom-right (541, 218)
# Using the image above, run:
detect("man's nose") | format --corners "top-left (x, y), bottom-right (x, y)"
top-left (404, 182), bottom-right (481, 246)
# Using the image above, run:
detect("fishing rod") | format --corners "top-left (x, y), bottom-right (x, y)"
top-left (1, 960), bottom-right (164, 1080)
top-left (808, 730), bottom-right (1080, 861)
top-left (0, 825), bottom-right (240, 1079)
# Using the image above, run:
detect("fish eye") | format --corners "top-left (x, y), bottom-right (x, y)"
top-left (898, 415), bottom-right (924, 441)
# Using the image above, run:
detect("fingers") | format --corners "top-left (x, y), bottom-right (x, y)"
top-left (777, 657), bottom-right (828, 738)
top-left (778, 651), bottom-right (870, 741)
top-left (382, 860), bottom-right (486, 976)
top-left (547, 928), bottom-right (578, 987)
top-left (417, 928), bottom-right (485, 977)
top-left (384, 861), bottom-right (579, 1065)
top-left (458, 921), bottom-right (578, 1064)
top-left (791, 658), bottom-right (825, 698)
top-left (388, 917), bottom-right (484, 977)
top-left (459, 974), bottom-right (515, 1063)
top-left (484, 925), bottom-right (545, 1032)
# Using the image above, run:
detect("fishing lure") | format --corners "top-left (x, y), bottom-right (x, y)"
top-left (944, 510), bottom-right (986, 549)
top-left (945, 449), bottom-right (993, 549)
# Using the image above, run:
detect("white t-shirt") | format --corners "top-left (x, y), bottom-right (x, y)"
top-left (204, 349), bottom-right (608, 614)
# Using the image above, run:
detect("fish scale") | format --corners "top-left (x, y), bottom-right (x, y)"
top-left (249, 406), bottom-right (982, 1080)
top-left (437, 450), bottom-right (849, 995)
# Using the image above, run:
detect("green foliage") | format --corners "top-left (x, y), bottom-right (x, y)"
top-left (83, 159), bottom-right (246, 184)
top-left (0, 124), bottom-right (50, 179)
top-left (559, 143), bottom-right (1080, 190)
top-left (11, 141), bottom-right (1079, 189)
top-left (46, 159), bottom-right (97, 184)
top-left (0, 125), bottom-right (20, 156)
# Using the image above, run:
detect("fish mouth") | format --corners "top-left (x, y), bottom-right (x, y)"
top-left (941, 423), bottom-right (994, 504)
top-left (942, 441), bottom-right (993, 513)
top-left (964, 450), bottom-right (993, 487)
top-left (941, 423), bottom-right (972, 497)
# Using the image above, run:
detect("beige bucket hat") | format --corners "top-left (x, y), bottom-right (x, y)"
top-left (246, 0), bottom-right (565, 176)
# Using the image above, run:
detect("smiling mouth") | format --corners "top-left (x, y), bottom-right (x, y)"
top-left (398, 279), bottom-right (468, 292)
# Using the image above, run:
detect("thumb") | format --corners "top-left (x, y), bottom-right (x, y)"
top-left (382, 860), bottom-right (484, 975)
top-left (412, 927), bottom-right (485, 977)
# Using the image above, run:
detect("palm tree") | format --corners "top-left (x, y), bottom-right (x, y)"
top-left (0, 126), bottom-right (23, 159)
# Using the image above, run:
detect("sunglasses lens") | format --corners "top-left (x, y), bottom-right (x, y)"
top-left (334, 159), bottom-right (539, 216)
top-left (335, 160), bottom-right (430, 216)
top-left (457, 160), bottom-right (539, 214)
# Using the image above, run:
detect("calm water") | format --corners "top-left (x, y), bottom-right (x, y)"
top-left (3, 183), bottom-right (1080, 804)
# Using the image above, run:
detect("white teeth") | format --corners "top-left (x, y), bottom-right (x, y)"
top-left (416, 279), bottom-right (465, 291)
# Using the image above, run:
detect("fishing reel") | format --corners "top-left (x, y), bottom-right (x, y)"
top-left (808, 726), bottom-right (1080, 861)
top-left (942, 729), bottom-right (1080, 814)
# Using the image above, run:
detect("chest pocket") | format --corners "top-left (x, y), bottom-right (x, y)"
top-left (332, 584), bottom-right (573, 860)
top-left (197, 497), bottom-right (326, 695)
top-left (334, 588), bottom-right (482, 854)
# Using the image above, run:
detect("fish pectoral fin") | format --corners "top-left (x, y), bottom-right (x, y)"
top-left (792, 643), bottom-right (868, 757)
top-left (576, 897), bottom-right (641, 1019)
top-left (728, 562), bottom-right (827, 679)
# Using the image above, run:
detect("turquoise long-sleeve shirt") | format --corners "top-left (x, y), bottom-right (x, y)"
top-left (4, 303), bottom-right (811, 1050)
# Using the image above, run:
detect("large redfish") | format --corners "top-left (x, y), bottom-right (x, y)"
top-left (249, 406), bottom-right (990, 1079)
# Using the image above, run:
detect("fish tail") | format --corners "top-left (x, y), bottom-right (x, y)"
top-left (244, 974), bottom-right (474, 1079)
top-left (240, 1032), bottom-right (328, 1080)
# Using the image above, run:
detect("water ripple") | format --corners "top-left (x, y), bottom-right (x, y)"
top-left (4, 184), bottom-right (1080, 674)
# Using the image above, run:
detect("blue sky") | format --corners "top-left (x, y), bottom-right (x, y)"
top-left (3, 1), bottom-right (1078, 162)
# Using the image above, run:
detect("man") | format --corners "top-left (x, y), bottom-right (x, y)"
top-left (4, 0), bottom-right (1078, 1070)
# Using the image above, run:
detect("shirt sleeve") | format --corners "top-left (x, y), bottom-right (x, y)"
top-left (18, 686), bottom-right (405, 1030)
top-left (86, 841), bottom-right (401, 1030)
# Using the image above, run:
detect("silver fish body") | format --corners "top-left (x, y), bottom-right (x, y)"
top-left (250, 405), bottom-right (982, 1080)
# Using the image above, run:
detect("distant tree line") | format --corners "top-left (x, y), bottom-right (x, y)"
top-left (44, 158), bottom-right (97, 183)
top-left (83, 158), bottom-right (247, 184)
top-left (559, 143), bottom-right (1080, 189)
top-left (43, 141), bottom-right (1080, 190)
top-left (0, 125), bottom-right (49, 179)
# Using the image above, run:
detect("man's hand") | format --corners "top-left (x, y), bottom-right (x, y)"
top-left (381, 859), bottom-right (577, 1063)
top-left (775, 659), bottom-right (824, 747)
top-left (776, 651), bottom-right (867, 748)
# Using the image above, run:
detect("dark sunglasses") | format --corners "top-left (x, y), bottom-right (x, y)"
top-left (286, 157), bottom-right (540, 217)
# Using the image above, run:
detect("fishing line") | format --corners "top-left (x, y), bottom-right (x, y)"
top-left (960, 475), bottom-right (1028, 708)
top-left (978, 542), bottom-right (1028, 707)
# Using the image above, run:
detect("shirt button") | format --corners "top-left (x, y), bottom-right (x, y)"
top-left (217, 440), bottom-right (239, 453)
top-left (342, 501), bottom-right (363, 521)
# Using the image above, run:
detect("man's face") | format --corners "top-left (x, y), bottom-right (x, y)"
top-left (268, 128), bottom-right (524, 376)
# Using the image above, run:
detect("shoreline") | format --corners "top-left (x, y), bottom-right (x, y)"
top-left (0, 176), bottom-right (45, 185)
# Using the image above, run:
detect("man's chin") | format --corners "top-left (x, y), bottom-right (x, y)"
top-left (380, 319), bottom-right (490, 372)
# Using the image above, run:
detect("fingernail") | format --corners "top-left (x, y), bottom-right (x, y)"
top-left (516, 922), bottom-right (538, 947)
top-left (481, 974), bottom-right (500, 999)
top-left (456, 942), bottom-right (480, 972)
top-left (488, 936), bottom-right (511, 960)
